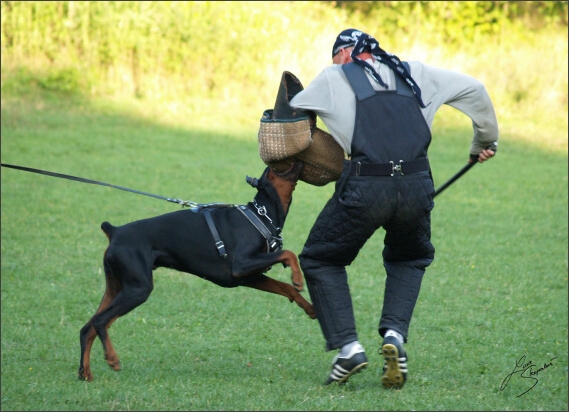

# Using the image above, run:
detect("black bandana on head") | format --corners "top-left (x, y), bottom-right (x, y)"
top-left (332, 28), bottom-right (361, 57)
top-left (336, 29), bottom-right (428, 108)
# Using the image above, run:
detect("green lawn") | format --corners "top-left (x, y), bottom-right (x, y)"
top-left (1, 91), bottom-right (567, 411)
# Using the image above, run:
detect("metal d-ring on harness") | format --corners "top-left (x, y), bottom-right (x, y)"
top-left (237, 201), bottom-right (283, 252)
top-left (199, 201), bottom-right (283, 259)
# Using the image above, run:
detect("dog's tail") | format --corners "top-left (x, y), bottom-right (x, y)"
top-left (101, 221), bottom-right (116, 239)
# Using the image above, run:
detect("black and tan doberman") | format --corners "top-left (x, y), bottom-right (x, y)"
top-left (78, 161), bottom-right (315, 382)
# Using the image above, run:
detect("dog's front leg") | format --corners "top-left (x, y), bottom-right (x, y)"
top-left (232, 248), bottom-right (305, 292)
top-left (275, 250), bottom-right (304, 292)
top-left (243, 275), bottom-right (316, 319)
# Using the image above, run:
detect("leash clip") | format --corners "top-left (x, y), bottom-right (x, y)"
top-left (168, 198), bottom-right (197, 208)
top-left (390, 160), bottom-right (404, 176)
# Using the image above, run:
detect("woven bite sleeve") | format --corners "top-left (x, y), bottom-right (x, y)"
top-left (258, 109), bottom-right (313, 163)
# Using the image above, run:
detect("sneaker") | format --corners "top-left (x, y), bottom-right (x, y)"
top-left (380, 336), bottom-right (408, 389)
top-left (324, 350), bottom-right (368, 385)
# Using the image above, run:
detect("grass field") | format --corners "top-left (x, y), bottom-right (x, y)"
top-left (1, 88), bottom-right (567, 411)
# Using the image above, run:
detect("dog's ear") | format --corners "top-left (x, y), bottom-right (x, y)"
top-left (246, 175), bottom-right (259, 187)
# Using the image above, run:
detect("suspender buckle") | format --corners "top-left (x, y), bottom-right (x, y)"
top-left (390, 160), bottom-right (404, 176)
top-left (355, 162), bottom-right (362, 176)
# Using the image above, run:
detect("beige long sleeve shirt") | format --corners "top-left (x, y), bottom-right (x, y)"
top-left (290, 59), bottom-right (499, 157)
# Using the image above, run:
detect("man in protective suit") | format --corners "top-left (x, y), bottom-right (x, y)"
top-left (289, 28), bottom-right (499, 388)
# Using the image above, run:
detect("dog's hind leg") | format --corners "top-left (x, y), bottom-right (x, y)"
top-left (79, 258), bottom-right (122, 381)
top-left (79, 321), bottom-right (98, 381)
top-left (89, 283), bottom-right (153, 378)
top-left (243, 275), bottom-right (316, 319)
top-left (79, 247), bottom-right (154, 381)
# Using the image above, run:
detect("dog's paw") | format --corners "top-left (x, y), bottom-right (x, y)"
top-left (78, 367), bottom-right (94, 382)
top-left (305, 303), bottom-right (317, 319)
top-left (105, 354), bottom-right (122, 371)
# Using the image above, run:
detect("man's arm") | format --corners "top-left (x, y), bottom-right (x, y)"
top-left (411, 62), bottom-right (499, 157)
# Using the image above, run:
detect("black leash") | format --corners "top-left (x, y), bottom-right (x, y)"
top-left (433, 154), bottom-right (479, 198)
top-left (1, 163), bottom-right (198, 208)
top-left (2, 162), bottom-right (284, 262)
top-left (3, 155), bottom-right (480, 204)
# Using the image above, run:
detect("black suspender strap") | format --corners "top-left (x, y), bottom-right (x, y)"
top-left (342, 61), bottom-right (414, 99)
top-left (396, 61), bottom-right (414, 97)
top-left (342, 62), bottom-right (376, 100)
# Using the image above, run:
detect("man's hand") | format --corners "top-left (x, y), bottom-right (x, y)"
top-left (470, 148), bottom-right (496, 163)
top-left (477, 148), bottom-right (495, 163)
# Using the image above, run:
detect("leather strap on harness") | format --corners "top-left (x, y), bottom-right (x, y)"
top-left (199, 204), bottom-right (283, 258)
top-left (236, 205), bottom-right (283, 253)
top-left (203, 209), bottom-right (227, 258)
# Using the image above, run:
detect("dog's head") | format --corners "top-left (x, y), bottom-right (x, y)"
top-left (246, 160), bottom-right (304, 188)
top-left (272, 159), bottom-right (304, 182)
top-left (246, 160), bottom-right (304, 216)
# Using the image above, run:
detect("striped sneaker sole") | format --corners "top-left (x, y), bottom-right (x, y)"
top-left (332, 361), bottom-right (369, 384)
top-left (325, 351), bottom-right (369, 385)
top-left (381, 343), bottom-right (407, 389)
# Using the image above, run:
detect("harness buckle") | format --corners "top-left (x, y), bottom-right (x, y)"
top-left (390, 160), bottom-right (404, 176)
top-left (355, 162), bottom-right (362, 176)
top-left (215, 241), bottom-right (227, 258)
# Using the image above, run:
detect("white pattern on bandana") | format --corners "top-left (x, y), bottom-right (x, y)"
top-left (349, 31), bottom-right (429, 108)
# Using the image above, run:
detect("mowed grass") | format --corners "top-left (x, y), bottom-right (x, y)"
top-left (1, 91), bottom-right (567, 411)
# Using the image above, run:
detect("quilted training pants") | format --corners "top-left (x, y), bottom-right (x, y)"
top-left (299, 161), bottom-right (435, 351)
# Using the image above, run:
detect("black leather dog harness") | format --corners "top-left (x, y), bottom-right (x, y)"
top-left (200, 204), bottom-right (282, 258)
top-left (236, 204), bottom-right (283, 252)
